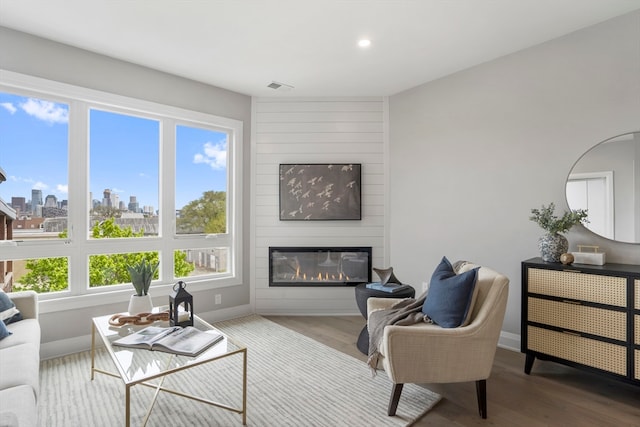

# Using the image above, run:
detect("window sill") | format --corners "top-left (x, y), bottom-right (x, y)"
top-left (38, 276), bottom-right (242, 314)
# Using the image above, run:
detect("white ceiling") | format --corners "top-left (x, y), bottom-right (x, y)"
top-left (1, 0), bottom-right (639, 97)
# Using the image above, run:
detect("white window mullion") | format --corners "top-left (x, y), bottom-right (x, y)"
top-left (228, 127), bottom-right (243, 280)
top-left (67, 100), bottom-right (90, 295)
top-left (161, 118), bottom-right (176, 282)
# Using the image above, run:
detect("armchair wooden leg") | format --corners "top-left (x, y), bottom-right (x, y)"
top-left (388, 383), bottom-right (404, 416)
top-left (475, 379), bottom-right (487, 419)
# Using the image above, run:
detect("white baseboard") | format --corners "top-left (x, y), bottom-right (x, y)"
top-left (41, 334), bottom-right (92, 361)
top-left (195, 304), bottom-right (254, 324)
top-left (498, 331), bottom-right (521, 352)
top-left (41, 307), bottom-right (522, 359)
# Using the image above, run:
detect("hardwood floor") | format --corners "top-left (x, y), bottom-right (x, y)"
top-left (266, 315), bottom-right (640, 427)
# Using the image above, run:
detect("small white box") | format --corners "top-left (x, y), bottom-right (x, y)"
top-left (571, 251), bottom-right (606, 266)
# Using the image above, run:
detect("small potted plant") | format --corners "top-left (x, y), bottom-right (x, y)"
top-left (126, 259), bottom-right (159, 314)
top-left (529, 203), bottom-right (588, 262)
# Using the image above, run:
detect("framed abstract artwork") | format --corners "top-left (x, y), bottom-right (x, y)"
top-left (279, 163), bottom-right (361, 221)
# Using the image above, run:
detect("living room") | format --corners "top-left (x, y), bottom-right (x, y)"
top-left (1, 2), bottom-right (639, 426)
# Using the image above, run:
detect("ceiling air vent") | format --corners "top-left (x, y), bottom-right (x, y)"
top-left (267, 81), bottom-right (294, 91)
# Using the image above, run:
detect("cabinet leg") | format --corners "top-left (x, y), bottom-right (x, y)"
top-left (524, 353), bottom-right (535, 375)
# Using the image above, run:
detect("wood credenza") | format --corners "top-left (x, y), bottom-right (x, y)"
top-left (521, 257), bottom-right (640, 386)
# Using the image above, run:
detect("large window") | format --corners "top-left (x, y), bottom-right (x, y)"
top-left (89, 109), bottom-right (160, 236)
top-left (175, 124), bottom-right (228, 235)
top-left (0, 92), bottom-right (69, 233)
top-left (0, 71), bottom-right (242, 305)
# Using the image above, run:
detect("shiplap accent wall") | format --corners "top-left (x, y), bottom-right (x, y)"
top-left (251, 97), bottom-right (388, 314)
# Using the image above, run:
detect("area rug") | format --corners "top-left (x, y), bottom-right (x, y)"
top-left (39, 315), bottom-right (440, 426)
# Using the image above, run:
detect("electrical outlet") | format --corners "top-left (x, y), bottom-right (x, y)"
top-left (215, 294), bottom-right (222, 305)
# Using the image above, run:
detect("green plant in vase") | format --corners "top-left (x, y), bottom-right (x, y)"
top-left (529, 203), bottom-right (588, 263)
top-left (126, 259), bottom-right (159, 314)
top-left (127, 259), bottom-right (158, 296)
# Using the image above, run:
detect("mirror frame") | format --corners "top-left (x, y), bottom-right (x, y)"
top-left (565, 131), bottom-right (640, 245)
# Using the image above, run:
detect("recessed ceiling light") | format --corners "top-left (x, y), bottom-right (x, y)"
top-left (358, 39), bottom-right (371, 48)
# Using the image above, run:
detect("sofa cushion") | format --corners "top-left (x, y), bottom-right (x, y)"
top-left (422, 257), bottom-right (479, 328)
top-left (0, 319), bottom-right (41, 351)
top-left (0, 385), bottom-right (38, 427)
top-left (0, 343), bottom-right (40, 398)
top-left (0, 291), bottom-right (22, 325)
top-left (0, 410), bottom-right (19, 427)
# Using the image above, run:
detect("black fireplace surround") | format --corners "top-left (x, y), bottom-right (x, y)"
top-left (269, 247), bottom-right (372, 287)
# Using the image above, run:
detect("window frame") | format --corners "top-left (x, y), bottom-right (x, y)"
top-left (0, 71), bottom-right (243, 313)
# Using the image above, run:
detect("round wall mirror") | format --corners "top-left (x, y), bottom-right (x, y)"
top-left (565, 131), bottom-right (640, 244)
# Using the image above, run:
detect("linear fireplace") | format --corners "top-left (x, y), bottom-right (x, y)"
top-left (269, 247), bottom-right (372, 287)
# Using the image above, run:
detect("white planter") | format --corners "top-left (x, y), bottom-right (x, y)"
top-left (128, 294), bottom-right (153, 314)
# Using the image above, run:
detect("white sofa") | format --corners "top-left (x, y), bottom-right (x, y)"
top-left (0, 291), bottom-right (40, 427)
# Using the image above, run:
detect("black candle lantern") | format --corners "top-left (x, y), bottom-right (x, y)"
top-left (169, 281), bottom-right (194, 327)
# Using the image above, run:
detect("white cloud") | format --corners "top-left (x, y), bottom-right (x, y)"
top-left (9, 176), bottom-right (35, 185)
top-left (20, 98), bottom-right (69, 125)
top-left (193, 141), bottom-right (227, 170)
top-left (1, 102), bottom-right (17, 114)
top-left (33, 181), bottom-right (49, 190)
top-left (57, 184), bottom-right (68, 194)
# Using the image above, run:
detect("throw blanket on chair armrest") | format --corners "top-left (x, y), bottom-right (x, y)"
top-left (367, 293), bottom-right (430, 375)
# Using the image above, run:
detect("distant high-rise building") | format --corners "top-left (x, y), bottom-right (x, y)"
top-left (128, 196), bottom-right (139, 213)
top-left (44, 195), bottom-right (57, 208)
top-left (11, 197), bottom-right (26, 214)
top-left (102, 189), bottom-right (112, 207)
top-left (31, 189), bottom-right (43, 211)
top-left (119, 201), bottom-right (126, 210)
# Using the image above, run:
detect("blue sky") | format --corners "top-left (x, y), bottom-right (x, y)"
top-left (0, 92), bottom-right (227, 212)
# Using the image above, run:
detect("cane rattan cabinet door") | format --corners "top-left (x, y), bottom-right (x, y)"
top-left (522, 258), bottom-right (640, 387)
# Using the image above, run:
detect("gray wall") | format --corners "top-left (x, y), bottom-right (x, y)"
top-left (0, 27), bottom-right (252, 348)
top-left (389, 11), bottom-right (640, 342)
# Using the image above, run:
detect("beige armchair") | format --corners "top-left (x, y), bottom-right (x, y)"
top-left (367, 263), bottom-right (509, 419)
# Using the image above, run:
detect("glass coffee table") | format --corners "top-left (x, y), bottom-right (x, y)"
top-left (91, 310), bottom-right (247, 427)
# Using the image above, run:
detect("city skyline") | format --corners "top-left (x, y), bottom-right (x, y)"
top-left (0, 91), bottom-right (228, 216)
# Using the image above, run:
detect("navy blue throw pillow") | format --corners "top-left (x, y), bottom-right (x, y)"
top-left (0, 290), bottom-right (23, 325)
top-left (0, 319), bottom-right (11, 340)
top-left (422, 257), bottom-right (479, 328)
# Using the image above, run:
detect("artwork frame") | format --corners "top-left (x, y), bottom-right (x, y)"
top-left (279, 163), bottom-right (362, 221)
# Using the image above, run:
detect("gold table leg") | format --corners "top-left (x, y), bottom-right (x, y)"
top-left (125, 384), bottom-right (131, 427)
top-left (90, 323), bottom-right (95, 381)
top-left (242, 348), bottom-right (247, 425)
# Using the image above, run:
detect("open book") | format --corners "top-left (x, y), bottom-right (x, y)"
top-left (113, 325), bottom-right (224, 356)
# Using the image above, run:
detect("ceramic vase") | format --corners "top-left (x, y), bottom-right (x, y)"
top-left (538, 233), bottom-right (569, 263)
top-left (128, 294), bottom-right (153, 314)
